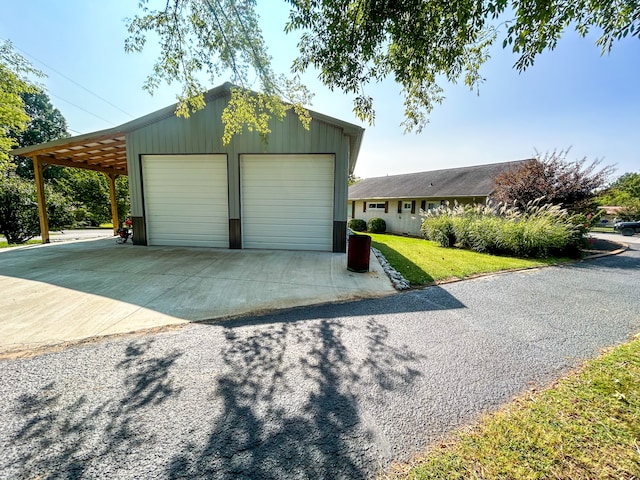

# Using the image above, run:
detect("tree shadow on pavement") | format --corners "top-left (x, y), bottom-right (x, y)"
top-left (167, 318), bottom-right (424, 479)
top-left (5, 339), bottom-right (182, 479)
top-left (4, 298), bottom-right (445, 478)
top-left (202, 284), bottom-right (466, 330)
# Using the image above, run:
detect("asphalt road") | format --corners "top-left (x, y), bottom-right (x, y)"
top-left (1, 240), bottom-right (639, 479)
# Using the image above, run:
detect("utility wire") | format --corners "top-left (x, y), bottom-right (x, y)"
top-left (11, 42), bottom-right (135, 118)
top-left (48, 92), bottom-right (117, 126)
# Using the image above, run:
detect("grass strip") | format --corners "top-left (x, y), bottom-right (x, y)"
top-left (0, 239), bottom-right (42, 249)
top-left (390, 337), bottom-right (640, 479)
top-left (367, 233), bottom-right (563, 286)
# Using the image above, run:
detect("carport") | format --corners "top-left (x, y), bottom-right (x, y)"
top-left (12, 130), bottom-right (128, 242)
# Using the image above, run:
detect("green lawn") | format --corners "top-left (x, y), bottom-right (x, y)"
top-left (393, 337), bottom-right (640, 479)
top-left (0, 239), bottom-right (41, 248)
top-left (366, 233), bottom-right (563, 286)
top-left (591, 226), bottom-right (616, 233)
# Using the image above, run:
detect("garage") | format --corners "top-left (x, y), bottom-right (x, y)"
top-left (241, 154), bottom-right (335, 251)
top-left (16, 84), bottom-right (364, 253)
top-left (142, 154), bottom-right (229, 247)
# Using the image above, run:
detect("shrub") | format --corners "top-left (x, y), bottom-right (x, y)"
top-left (0, 171), bottom-right (75, 244)
top-left (46, 187), bottom-right (75, 230)
top-left (422, 213), bottom-right (456, 247)
top-left (367, 217), bottom-right (386, 233)
top-left (348, 218), bottom-right (367, 232)
top-left (421, 201), bottom-right (585, 258)
top-left (468, 215), bottom-right (505, 254)
top-left (0, 173), bottom-right (40, 244)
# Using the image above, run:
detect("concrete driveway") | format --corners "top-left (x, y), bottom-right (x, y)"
top-left (0, 238), bottom-right (394, 355)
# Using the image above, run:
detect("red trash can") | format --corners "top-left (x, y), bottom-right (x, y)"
top-left (347, 234), bottom-right (371, 272)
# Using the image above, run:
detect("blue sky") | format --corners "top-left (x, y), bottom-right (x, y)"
top-left (2, 1), bottom-right (638, 179)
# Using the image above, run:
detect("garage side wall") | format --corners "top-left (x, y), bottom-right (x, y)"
top-left (126, 94), bottom-right (351, 251)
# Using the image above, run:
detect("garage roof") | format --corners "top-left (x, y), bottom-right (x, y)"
top-left (12, 83), bottom-right (365, 175)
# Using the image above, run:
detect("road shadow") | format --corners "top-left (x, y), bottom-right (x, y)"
top-left (166, 317), bottom-right (424, 479)
top-left (3, 315), bottom-right (426, 479)
top-left (4, 339), bottom-right (182, 479)
top-left (208, 285), bottom-right (466, 330)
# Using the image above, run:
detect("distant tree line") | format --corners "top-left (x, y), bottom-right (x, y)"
top-left (1, 41), bottom-right (129, 244)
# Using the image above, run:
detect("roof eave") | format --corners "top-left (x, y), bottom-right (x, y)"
top-left (348, 193), bottom-right (492, 200)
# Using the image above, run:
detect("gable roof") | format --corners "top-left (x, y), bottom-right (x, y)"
top-left (12, 83), bottom-right (365, 175)
top-left (348, 160), bottom-right (532, 200)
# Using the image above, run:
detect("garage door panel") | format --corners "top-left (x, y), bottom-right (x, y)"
top-left (146, 196), bottom-right (225, 206)
top-left (146, 204), bottom-right (224, 216)
top-left (142, 154), bottom-right (228, 247)
top-left (257, 237), bottom-right (333, 251)
top-left (241, 154), bottom-right (334, 251)
top-left (148, 219), bottom-right (228, 232)
top-left (246, 224), bottom-right (332, 237)
top-left (245, 204), bottom-right (333, 212)
top-left (241, 197), bottom-right (333, 208)
top-left (148, 235), bottom-right (227, 248)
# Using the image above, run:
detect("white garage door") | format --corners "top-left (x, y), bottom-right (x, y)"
top-left (241, 154), bottom-right (335, 251)
top-left (142, 154), bottom-right (228, 247)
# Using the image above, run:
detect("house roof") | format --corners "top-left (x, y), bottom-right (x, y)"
top-left (12, 83), bottom-right (365, 175)
top-left (348, 159), bottom-right (532, 200)
top-left (598, 205), bottom-right (625, 215)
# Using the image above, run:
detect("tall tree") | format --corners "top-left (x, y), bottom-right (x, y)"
top-left (492, 150), bottom-right (614, 212)
top-left (11, 89), bottom-right (70, 179)
top-left (15, 89), bottom-right (69, 148)
top-left (0, 40), bottom-right (43, 170)
top-left (609, 172), bottom-right (640, 199)
top-left (127, 1), bottom-right (640, 137)
top-left (56, 170), bottom-right (130, 227)
top-left (596, 171), bottom-right (640, 220)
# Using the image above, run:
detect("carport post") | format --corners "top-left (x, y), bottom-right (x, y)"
top-left (32, 156), bottom-right (50, 244)
top-left (107, 173), bottom-right (119, 235)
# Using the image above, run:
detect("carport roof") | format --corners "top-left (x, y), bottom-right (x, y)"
top-left (12, 83), bottom-right (365, 175)
top-left (10, 85), bottom-right (232, 176)
top-left (11, 128), bottom-right (129, 175)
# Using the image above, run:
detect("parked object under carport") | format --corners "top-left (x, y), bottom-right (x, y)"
top-left (347, 234), bottom-right (371, 272)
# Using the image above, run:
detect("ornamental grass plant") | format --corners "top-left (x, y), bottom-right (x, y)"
top-left (421, 201), bottom-right (584, 258)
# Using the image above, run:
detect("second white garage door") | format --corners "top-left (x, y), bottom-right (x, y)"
top-left (241, 154), bottom-right (334, 251)
top-left (142, 154), bottom-right (228, 247)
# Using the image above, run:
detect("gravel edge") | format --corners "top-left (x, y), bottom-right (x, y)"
top-left (371, 247), bottom-right (411, 290)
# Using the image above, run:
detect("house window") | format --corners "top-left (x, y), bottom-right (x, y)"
top-left (427, 202), bottom-right (436, 210)
top-left (368, 203), bottom-right (386, 209)
top-left (403, 202), bottom-right (412, 210)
